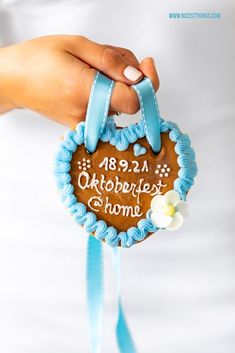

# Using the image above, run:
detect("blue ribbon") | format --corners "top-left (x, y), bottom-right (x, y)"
top-left (87, 235), bottom-right (104, 353)
top-left (85, 71), bottom-right (161, 154)
top-left (112, 247), bottom-right (137, 353)
top-left (87, 236), bottom-right (137, 353)
top-left (133, 78), bottom-right (161, 153)
top-left (85, 71), bottom-right (114, 153)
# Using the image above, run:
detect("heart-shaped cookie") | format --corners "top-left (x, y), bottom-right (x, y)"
top-left (55, 72), bottom-right (197, 247)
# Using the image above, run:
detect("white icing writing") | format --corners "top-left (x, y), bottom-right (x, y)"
top-left (99, 157), bottom-right (149, 173)
top-left (88, 196), bottom-right (103, 212)
top-left (78, 171), bottom-right (167, 205)
top-left (88, 196), bottom-right (143, 217)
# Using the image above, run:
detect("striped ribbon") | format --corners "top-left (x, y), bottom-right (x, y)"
top-left (86, 235), bottom-right (137, 353)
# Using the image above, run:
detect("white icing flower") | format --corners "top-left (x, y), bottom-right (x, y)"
top-left (150, 190), bottom-right (189, 231)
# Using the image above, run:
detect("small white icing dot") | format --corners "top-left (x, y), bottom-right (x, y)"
top-left (167, 168), bottom-right (171, 172)
top-left (128, 169), bottom-right (132, 172)
top-left (87, 165), bottom-right (91, 169)
top-left (160, 173), bottom-right (163, 177)
top-left (155, 170), bottom-right (159, 174)
top-left (83, 163), bottom-right (86, 166)
top-left (157, 164), bottom-right (161, 168)
top-left (83, 158), bottom-right (86, 161)
top-left (78, 161), bottom-right (81, 165)
top-left (164, 173), bottom-right (169, 177)
top-left (83, 167), bottom-right (87, 171)
top-left (78, 166), bottom-right (82, 169)
top-left (164, 164), bottom-right (167, 168)
top-left (87, 159), bottom-right (91, 163)
top-left (161, 168), bottom-right (165, 172)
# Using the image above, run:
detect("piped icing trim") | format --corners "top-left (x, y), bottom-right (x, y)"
top-left (55, 117), bottom-right (197, 248)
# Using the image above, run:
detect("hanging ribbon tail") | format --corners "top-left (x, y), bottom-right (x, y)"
top-left (116, 300), bottom-right (137, 353)
top-left (87, 235), bottom-right (104, 353)
top-left (112, 248), bottom-right (138, 353)
top-left (86, 237), bottom-right (137, 353)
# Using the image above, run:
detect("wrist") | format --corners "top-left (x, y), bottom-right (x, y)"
top-left (0, 46), bottom-right (21, 112)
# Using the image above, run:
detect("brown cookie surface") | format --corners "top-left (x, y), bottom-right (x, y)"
top-left (70, 133), bottom-right (179, 232)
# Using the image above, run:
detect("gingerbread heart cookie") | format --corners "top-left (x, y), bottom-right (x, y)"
top-left (55, 72), bottom-right (197, 247)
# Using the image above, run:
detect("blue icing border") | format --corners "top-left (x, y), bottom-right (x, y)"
top-left (55, 118), bottom-right (197, 248)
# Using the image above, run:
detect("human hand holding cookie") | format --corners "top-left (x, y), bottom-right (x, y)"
top-left (0, 35), bottom-right (159, 125)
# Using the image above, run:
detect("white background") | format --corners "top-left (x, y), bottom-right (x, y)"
top-left (0, 0), bottom-right (235, 352)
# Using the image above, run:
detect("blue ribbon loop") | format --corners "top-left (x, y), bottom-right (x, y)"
top-left (85, 71), bottom-right (161, 154)
top-left (133, 78), bottom-right (161, 153)
top-left (85, 71), bottom-right (114, 153)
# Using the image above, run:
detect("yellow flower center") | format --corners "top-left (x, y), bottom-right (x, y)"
top-left (163, 204), bottom-right (175, 217)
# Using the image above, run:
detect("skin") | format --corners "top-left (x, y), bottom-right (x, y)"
top-left (0, 35), bottom-right (159, 128)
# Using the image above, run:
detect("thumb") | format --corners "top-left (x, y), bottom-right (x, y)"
top-left (65, 35), bottom-right (143, 85)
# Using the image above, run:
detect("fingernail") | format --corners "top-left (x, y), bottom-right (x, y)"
top-left (124, 66), bottom-right (142, 82)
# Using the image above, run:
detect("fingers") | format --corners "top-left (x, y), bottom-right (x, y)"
top-left (110, 81), bottom-right (139, 114)
top-left (107, 45), bottom-right (140, 68)
top-left (110, 57), bottom-right (160, 114)
top-left (70, 55), bottom-right (160, 116)
top-left (108, 109), bottom-right (118, 116)
top-left (65, 35), bottom-right (144, 85)
top-left (64, 56), bottom-right (160, 128)
top-left (139, 57), bottom-right (160, 91)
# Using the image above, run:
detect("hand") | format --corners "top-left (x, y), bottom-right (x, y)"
top-left (0, 35), bottom-right (159, 127)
